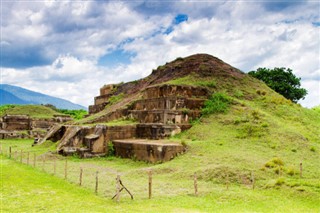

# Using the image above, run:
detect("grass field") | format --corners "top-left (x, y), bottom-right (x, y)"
top-left (1, 138), bottom-right (319, 212)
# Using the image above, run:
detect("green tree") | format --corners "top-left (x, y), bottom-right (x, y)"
top-left (248, 67), bottom-right (307, 103)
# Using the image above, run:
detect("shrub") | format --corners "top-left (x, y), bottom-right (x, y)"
top-left (202, 93), bottom-right (231, 115)
top-left (264, 157), bottom-right (284, 168)
top-left (310, 147), bottom-right (316, 152)
top-left (286, 167), bottom-right (296, 176)
top-left (107, 142), bottom-right (115, 157)
top-left (57, 109), bottom-right (88, 120)
top-left (275, 177), bottom-right (285, 186)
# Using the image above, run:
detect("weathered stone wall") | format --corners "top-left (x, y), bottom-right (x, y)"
top-left (89, 84), bottom-right (209, 115)
top-left (136, 124), bottom-right (181, 139)
top-left (133, 97), bottom-right (205, 111)
top-left (1, 115), bottom-right (72, 131)
top-left (113, 139), bottom-right (185, 163)
top-left (129, 109), bottom-right (200, 124)
top-left (100, 84), bottom-right (115, 96)
top-left (94, 94), bottom-right (112, 105)
top-left (88, 104), bottom-right (106, 114)
top-left (142, 85), bottom-right (209, 99)
top-left (1, 115), bottom-right (31, 131)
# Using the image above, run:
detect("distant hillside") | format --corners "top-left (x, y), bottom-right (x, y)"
top-left (0, 84), bottom-right (86, 110)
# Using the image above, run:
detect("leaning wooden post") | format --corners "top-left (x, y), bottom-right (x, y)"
top-left (116, 175), bottom-right (120, 202)
top-left (251, 171), bottom-right (255, 190)
top-left (64, 159), bottom-right (68, 180)
top-left (79, 167), bottom-right (83, 186)
top-left (9, 146), bottom-right (12, 158)
top-left (20, 150), bottom-right (23, 163)
top-left (95, 171), bottom-right (99, 194)
top-left (33, 153), bottom-right (36, 167)
top-left (148, 170), bottom-right (152, 199)
top-left (194, 172), bottom-right (198, 196)
top-left (27, 152), bottom-right (30, 165)
top-left (300, 162), bottom-right (303, 178)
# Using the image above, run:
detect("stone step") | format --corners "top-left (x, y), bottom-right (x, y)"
top-left (112, 139), bottom-right (185, 163)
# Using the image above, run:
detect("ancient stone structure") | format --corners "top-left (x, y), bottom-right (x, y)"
top-left (89, 84), bottom-right (116, 114)
top-left (0, 114), bottom-right (72, 139)
top-left (43, 84), bottom-right (208, 162)
top-left (41, 124), bottom-right (137, 157)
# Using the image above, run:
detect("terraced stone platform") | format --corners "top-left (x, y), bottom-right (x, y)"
top-left (112, 139), bottom-right (185, 163)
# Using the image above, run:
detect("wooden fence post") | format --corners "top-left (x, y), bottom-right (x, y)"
top-left (148, 170), bottom-right (152, 199)
top-left (0, 143), bottom-right (2, 154)
top-left (14, 151), bottom-right (17, 161)
top-left (194, 172), bottom-right (198, 196)
top-left (42, 155), bottom-right (46, 171)
top-left (27, 152), bottom-right (30, 165)
top-left (33, 153), bottom-right (36, 167)
top-left (20, 150), bottom-right (23, 163)
top-left (9, 146), bottom-right (12, 158)
top-left (95, 171), bottom-right (99, 194)
top-left (116, 175), bottom-right (120, 202)
top-left (79, 167), bottom-right (83, 186)
top-left (64, 159), bottom-right (68, 180)
top-left (226, 173), bottom-right (229, 190)
top-left (53, 158), bottom-right (56, 175)
top-left (300, 162), bottom-right (303, 178)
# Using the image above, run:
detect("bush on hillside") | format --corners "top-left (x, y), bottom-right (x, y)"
top-left (202, 93), bottom-right (231, 115)
top-left (57, 109), bottom-right (88, 120)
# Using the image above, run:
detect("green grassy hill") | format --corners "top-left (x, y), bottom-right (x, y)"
top-left (0, 104), bottom-right (64, 119)
top-left (1, 54), bottom-right (319, 212)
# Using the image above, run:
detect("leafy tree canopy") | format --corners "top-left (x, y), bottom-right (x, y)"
top-left (248, 67), bottom-right (307, 103)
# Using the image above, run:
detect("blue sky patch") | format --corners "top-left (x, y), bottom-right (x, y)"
top-left (98, 49), bottom-right (136, 67)
top-left (164, 14), bottom-right (188, 34)
top-left (312, 22), bottom-right (320, 27)
top-left (174, 14), bottom-right (188, 25)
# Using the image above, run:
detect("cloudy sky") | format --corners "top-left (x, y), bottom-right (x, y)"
top-left (1, 0), bottom-right (319, 108)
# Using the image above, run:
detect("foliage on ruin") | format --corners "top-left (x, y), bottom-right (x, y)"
top-left (106, 93), bottom-right (125, 107)
top-left (164, 74), bottom-right (216, 89)
top-left (56, 109), bottom-right (88, 120)
top-left (201, 92), bottom-right (232, 115)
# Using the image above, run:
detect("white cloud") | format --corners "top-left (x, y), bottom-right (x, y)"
top-left (1, 1), bottom-right (319, 108)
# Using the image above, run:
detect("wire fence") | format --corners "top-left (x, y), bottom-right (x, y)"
top-left (0, 144), bottom-right (305, 202)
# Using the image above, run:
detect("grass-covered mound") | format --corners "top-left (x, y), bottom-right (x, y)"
top-left (1, 54), bottom-right (319, 212)
top-left (0, 104), bottom-right (64, 119)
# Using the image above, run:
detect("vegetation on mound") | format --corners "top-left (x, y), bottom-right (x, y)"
top-left (0, 104), bottom-right (64, 119)
top-left (202, 93), bottom-right (232, 115)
